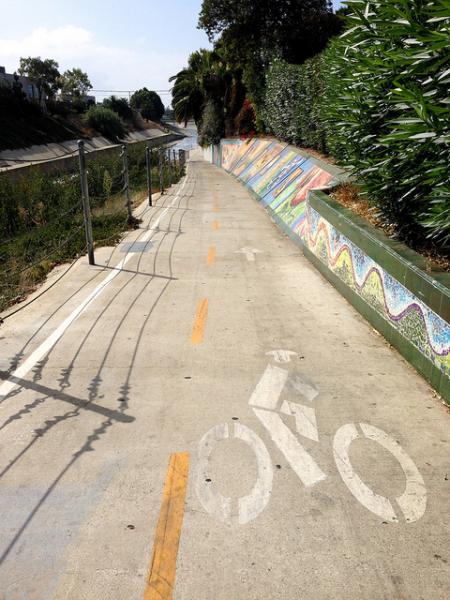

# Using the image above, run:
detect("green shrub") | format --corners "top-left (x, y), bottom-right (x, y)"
top-left (263, 1), bottom-right (450, 251)
top-left (198, 101), bottom-right (224, 146)
top-left (85, 106), bottom-right (126, 141)
top-left (263, 59), bottom-right (302, 144)
top-left (0, 140), bottom-right (183, 311)
top-left (323, 0), bottom-right (450, 249)
top-left (263, 54), bottom-right (328, 153)
top-left (103, 95), bottom-right (133, 120)
top-left (47, 99), bottom-right (71, 116)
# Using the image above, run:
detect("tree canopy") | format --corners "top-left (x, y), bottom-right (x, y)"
top-left (197, 0), bottom-right (342, 113)
top-left (103, 95), bottom-right (133, 120)
top-left (198, 0), bottom-right (342, 64)
top-left (130, 88), bottom-right (165, 121)
top-left (18, 57), bottom-right (60, 103)
top-left (59, 68), bottom-right (92, 98)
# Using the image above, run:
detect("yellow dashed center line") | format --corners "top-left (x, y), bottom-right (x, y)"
top-left (144, 452), bottom-right (190, 600)
top-left (212, 220), bottom-right (220, 230)
top-left (191, 298), bottom-right (209, 344)
top-left (207, 246), bottom-right (216, 266)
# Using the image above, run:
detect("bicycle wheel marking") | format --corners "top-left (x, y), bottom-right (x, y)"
top-left (235, 422), bottom-right (274, 524)
top-left (196, 422), bottom-right (273, 524)
top-left (333, 423), bottom-right (427, 523)
top-left (196, 352), bottom-right (427, 525)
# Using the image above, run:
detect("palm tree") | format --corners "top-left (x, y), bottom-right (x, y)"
top-left (169, 49), bottom-right (212, 127)
top-left (170, 47), bottom-right (247, 139)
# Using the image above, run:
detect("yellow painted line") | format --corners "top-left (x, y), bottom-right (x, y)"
top-left (213, 205), bottom-right (219, 212)
top-left (191, 298), bottom-right (209, 344)
top-left (207, 246), bottom-right (216, 266)
top-left (144, 452), bottom-right (190, 600)
top-left (212, 220), bottom-right (220, 230)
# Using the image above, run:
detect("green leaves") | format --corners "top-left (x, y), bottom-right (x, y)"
top-left (263, 1), bottom-right (449, 250)
top-left (324, 0), bottom-right (450, 250)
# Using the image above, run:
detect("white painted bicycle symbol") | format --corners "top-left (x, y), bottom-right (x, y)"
top-left (196, 351), bottom-right (427, 525)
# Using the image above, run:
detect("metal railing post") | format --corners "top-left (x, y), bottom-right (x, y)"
top-left (167, 149), bottom-right (172, 187)
top-left (172, 149), bottom-right (178, 177)
top-left (158, 148), bottom-right (164, 195)
top-left (145, 145), bottom-right (153, 207)
top-left (77, 140), bottom-right (95, 265)
top-left (121, 144), bottom-right (133, 223)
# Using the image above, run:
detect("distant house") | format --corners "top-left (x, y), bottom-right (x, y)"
top-left (0, 66), bottom-right (43, 106)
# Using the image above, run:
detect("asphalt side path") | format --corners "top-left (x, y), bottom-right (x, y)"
top-left (0, 149), bottom-right (448, 599)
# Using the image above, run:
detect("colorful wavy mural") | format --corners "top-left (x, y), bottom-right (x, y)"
top-left (210, 137), bottom-right (450, 397)
top-left (305, 205), bottom-right (450, 377)
top-left (217, 138), bottom-right (338, 242)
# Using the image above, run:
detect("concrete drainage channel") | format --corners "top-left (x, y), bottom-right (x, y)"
top-left (205, 138), bottom-right (450, 404)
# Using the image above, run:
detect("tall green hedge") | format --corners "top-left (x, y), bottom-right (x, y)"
top-left (263, 0), bottom-right (450, 251)
top-left (263, 55), bottom-right (328, 153)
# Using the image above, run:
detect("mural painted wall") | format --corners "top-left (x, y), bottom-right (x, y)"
top-left (211, 137), bottom-right (450, 399)
top-left (305, 205), bottom-right (450, 379)
top-left (217, 138), bottom-right (338, 241)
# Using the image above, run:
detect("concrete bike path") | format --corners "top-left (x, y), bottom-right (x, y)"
top-left (0, 150), bottom-right (448, 599)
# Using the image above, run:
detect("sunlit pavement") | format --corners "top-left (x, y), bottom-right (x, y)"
top-left (0, 149), bottom-right (449, 599)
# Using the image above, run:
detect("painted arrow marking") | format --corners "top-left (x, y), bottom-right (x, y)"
top-left (265, 349), bottom-right (297, 364)
top-left (234, 247), bottom-right (262, 262)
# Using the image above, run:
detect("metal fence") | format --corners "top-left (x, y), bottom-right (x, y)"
top-left (0, 142), bottom-right (187, 318)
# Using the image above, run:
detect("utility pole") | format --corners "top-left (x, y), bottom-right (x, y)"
top-left (77, 140), bottom-right (95, 265)
top-left (121, 144), bottom-right (133, 223)
top-left (145, 145), bottom-right (153, 206)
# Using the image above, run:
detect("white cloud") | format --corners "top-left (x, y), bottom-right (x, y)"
top-left (0, 25), bottom-right (187, 102)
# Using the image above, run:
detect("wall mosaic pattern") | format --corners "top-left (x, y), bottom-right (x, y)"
top-left (211, 138), bottom-right (450, 398)
top-left (217, 139), bottom-right (337, 241)
top-left (305, 205), bottom-right (450, 378)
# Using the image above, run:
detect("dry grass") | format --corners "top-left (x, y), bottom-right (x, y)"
top-left (330, 183), bottom-right (450, 273)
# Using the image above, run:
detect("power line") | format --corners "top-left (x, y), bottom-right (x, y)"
top-left (91, 89), bottom-right (171, 93)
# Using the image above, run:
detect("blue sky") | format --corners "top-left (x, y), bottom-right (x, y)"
top-left (0, 0), bottom-right (342, 106)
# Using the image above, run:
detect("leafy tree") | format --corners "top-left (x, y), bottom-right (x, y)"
top-left (130, 88), bottom-right (165, 121)
top-left (199, 0), bottom-right (340, 62)
top-left (18, 57), bottom-right (60, 104)
top-left (60, 68), bottom-right (92, 98)
top-left (103, 95), bottom-right (133, 120)
top-left (198, 0), bottom-right (342, 113)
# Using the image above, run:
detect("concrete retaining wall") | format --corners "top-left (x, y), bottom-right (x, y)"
top-left (1, 132), bottom-right (183, 182)
top-left (208, 137), bottom-right (450, 403)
